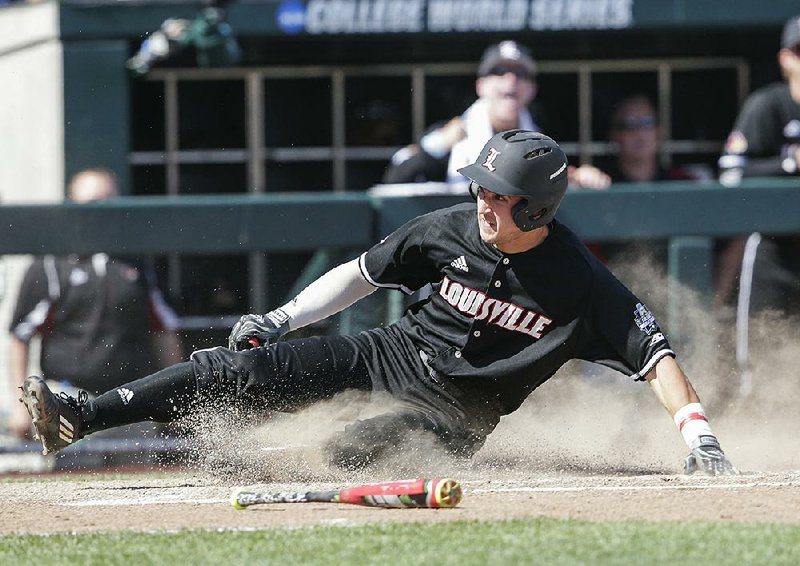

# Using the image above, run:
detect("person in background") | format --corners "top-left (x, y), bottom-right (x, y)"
top-left (383, 40), bottom-right (610, 191)
top-left (589, 94), bottom-right (700, 269)
top-left (6, 168), bottom-right (183, 439)
top-left (382, 118), bottom-right (462, 185)
top-left (606, 94), bottom-right (698, 184)
top-left (715, 15), bottom-right (800, 387)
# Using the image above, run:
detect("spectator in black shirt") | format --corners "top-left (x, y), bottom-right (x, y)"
top-left (6, 168), bottom-right (183, 439)
top-left (718, 16), bottom-right (800, 183)
top-left (715, 15), bottom-right (800, 390)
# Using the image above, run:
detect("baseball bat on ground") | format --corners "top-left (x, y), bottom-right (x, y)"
top-left (230, 478), bottom-right (462, 510)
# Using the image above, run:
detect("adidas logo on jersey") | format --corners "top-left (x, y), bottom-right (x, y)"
top-left (117, 387), bottom-right (134, 405)
top-left (450, 255), bottom-right (469, 272)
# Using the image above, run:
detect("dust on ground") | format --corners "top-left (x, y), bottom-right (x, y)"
top-left (1, 471), bottom-right (799, 534)
top-left (177, 300), bottom-right (800, 484)
top-left (3, 260), bottom-right (799, 533)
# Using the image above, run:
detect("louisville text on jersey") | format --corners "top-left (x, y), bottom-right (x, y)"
top-left (439, 275), bottom-right (553, 339)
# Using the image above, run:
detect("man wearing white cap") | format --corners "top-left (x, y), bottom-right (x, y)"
top-left (384, 40), bottom-right (609, 190)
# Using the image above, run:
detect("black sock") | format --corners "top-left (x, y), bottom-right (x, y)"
top-left (83, 362), bottom-right (197, 435)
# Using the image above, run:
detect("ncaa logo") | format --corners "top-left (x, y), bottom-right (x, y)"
top-left (277, 0), bottom-right (306, 35)
top-left (634, 302), bottom-right (658, 335)
top-left (482, 147), bottom-right (501, 171)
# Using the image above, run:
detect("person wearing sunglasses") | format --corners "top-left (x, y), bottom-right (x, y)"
top-left (607, 94), bottom-right (698, 184)
top-left (583, 95), bottom-right (700, 297)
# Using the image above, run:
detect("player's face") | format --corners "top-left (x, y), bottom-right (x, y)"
top-left (476, 66), bottom-right (536, 130)
top-left (475, 185), bottom-right (526, 248)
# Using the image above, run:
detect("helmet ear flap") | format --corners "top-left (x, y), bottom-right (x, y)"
top-left (511, 199), bottom-right (548, 232)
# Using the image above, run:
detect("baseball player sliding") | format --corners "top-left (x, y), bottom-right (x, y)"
top-left (20, 131), bottom-right (736, 475)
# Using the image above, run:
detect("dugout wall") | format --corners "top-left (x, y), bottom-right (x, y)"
top-left (1, 0), bottom-right (800, 447)
top-left (1, 0), bottom-right (799, 354)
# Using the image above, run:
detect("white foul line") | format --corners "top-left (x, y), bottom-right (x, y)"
top-left (473, 481), bottom-right (800, 494)
top-left (60, 480), bottom-right (800, 507)
top-left (63, 496), bottom-right (228, 507)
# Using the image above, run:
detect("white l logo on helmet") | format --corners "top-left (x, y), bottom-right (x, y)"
top-left (482, 147), bottom-right (501, 171)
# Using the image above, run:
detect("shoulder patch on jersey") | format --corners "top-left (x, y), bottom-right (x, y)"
top-left (634, 303), bottom-right (658, 335)
top-left (724, 131), bottom-right (748, 155)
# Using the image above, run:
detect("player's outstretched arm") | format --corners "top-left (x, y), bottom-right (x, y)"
top-left (645, 356), bottom-right (738, 476)
top-left (228, 258), bottom-right (376, 350)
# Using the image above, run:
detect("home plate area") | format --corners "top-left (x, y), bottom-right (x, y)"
top-left (2, 470), bottom-right (799, 534)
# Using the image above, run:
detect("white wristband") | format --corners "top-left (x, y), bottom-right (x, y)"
top-left (673, 402), bottom-right (715, 450)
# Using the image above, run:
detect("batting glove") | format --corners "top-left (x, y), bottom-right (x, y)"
top-left (228, 309), bottom-right (290, 351)
top-left (683, 435), bottom-right (739, 476)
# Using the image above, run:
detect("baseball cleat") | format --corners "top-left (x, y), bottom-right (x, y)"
top-left (19, 376), bottom-right (89, 455)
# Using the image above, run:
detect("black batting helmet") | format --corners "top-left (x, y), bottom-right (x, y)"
top-left (458, 130), bottom-right (569, 231)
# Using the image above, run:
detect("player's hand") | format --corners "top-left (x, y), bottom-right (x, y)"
top-left (228, 310), bottom-right (289, 351)
top-left (683, 435), bottom-right (739, 476)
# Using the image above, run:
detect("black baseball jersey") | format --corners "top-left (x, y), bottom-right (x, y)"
top-left (719, 83), bottom-right (800, 178)
top-left (10, 254), bottom-right (178, 394)
top-left (358, 203), bottom-right (674, 414)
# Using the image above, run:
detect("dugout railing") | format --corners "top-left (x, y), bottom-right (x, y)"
top-left (1, 178), bottom-right (799, 342)
top-left (2, 179), bottom-right (799, 470)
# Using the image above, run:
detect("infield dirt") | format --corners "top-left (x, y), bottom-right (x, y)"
top-left (2, 471), bottom-right (799, 534)
top-left (3, 346), bottom-right (800, 534)
top-left (2, 293), bottom-right (799, 534)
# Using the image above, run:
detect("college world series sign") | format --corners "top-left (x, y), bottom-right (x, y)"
top-left (276, 0), bottom-right (634, 35)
